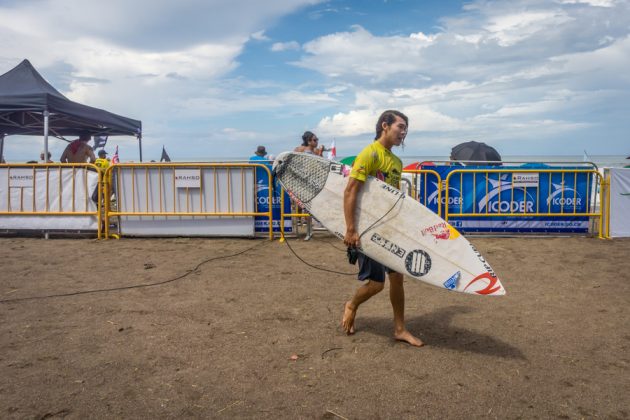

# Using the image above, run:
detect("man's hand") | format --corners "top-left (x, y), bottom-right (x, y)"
top-left (344, 226), bottom-right (360, 249)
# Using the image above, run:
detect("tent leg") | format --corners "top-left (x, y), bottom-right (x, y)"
top-left (138, 136), bottom-right (143, 162)
top-left (43, 109), bottom-right (49, 160)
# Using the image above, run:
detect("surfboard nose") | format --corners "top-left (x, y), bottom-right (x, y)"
top-left (493, 283), bottom-right (506, 296)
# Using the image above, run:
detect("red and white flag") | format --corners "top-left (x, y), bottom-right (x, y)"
top-left (111, 146), bottom-right (120, 164)
top-left (326, 140), bottom-right (336, 160)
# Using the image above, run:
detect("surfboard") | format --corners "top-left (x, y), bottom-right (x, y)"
top-left (273, 152), bottom-right (505, 296)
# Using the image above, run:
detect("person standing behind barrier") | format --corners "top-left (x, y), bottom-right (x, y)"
top-left (249, 145), bottom-right (268, 164)
top-left (39, 151), bottom-right (53, 163)
top-left (60, 132), bottom-right (96, 164)
top-left (294, 133), bottom-right (324, 239)
top-left (342, 109), bottom-right (423, 347)
top-left (295, 131), bottom-right (325, 156)
top-left (94, 149), bottom-right (110, 171)
top-left (249, 145), bottom-right (271, 186)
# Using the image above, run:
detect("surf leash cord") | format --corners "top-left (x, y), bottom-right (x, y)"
top-left (283, 193), bottom-right (405, 276)
top-left (0, 240), bottom-right (266, 304)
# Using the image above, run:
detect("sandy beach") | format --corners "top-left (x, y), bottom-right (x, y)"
top-left (1, 234), bottom-right (629, 419)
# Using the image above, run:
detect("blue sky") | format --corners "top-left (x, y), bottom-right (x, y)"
top-left (1, 0), bottom-right (629, 162)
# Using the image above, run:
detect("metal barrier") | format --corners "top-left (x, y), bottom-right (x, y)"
top-left (278, 185), bottom-right (311, 241)
top-left (443, 168), bottom-right (606, 238)
top-left (0, 163), bottom-right (102, 237)
top-left (402, 169), bottom-right (443, 217)
top-left (103, 163), bottom-right (273, 239)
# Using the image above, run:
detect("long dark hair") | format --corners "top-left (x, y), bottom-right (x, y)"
top-left (302, 131), bottom-right (316, 146)
top-left (375, 110), bottom-right (408, 140)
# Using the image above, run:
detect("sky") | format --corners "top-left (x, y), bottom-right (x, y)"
top-left (1, 0), bottom-right (629, 162)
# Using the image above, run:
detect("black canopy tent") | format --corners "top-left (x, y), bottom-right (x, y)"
top-left (0, 59), bottom-right (142, 162)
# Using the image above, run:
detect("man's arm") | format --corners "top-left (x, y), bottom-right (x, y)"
top-left (86, 147), bottom-right (96, 163)
top-left (343, 177), bottom-right (363, 248)
top-left (59, 148), bottom-right (68, 163)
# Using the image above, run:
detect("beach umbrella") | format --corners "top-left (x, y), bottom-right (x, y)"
top-left (451, 141), bottom-right (501, 163)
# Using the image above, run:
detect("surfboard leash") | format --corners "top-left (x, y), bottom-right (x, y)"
top-left (0, 240), bottom-right (267, 304)
top-left (282, 237), bottom-right (359, 276)
top-left (283, 193), bottom-right (405, 276)
top-left (357, 192), bottom-right (406, 241)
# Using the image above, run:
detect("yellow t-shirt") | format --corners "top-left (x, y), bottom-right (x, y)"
top-left (95, 158), bottom-right (110, 170)
top-left (350, 141), bottom-right (402, 188)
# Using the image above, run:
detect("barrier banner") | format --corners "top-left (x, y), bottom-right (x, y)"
top-left (254, 175), bottom-right (292, 233)
top-left (0, 166), bottom-right (99, 230)
top-left (609, 168), bottom-right (630, 237)
top-left (418, 165), bottom-right (592, 233)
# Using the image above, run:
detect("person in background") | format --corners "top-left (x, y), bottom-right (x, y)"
top-left (249, 145), bottom-right (268, 163)
top-left (39, 151), bottom-right (53, 163)
top-left (294, 133), bottom-right (325, 239)
top-left (60, 132), bottom-right (96, 163)
top-left (249, 145), bottom-right (271, 184)
top-left (342, 109), bottom-right (423, 347)
top-left (295, 131), bottom-right (325, 156)
top-left (94, 149), bottom-right (110, 170)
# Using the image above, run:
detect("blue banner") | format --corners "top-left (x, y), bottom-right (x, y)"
top-left (416, 165), bottom-right (593, 233)
top-left (254, 172), bottom-right (293, 233)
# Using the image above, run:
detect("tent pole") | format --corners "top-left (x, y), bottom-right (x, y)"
top-left (138, 135), bottom-right (143, 162)
top-left (43, 109), bottom-right (49, 161)
top-left (0, 134), bottom-right (5, 163)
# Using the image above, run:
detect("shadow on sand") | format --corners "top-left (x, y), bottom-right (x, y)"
top-left (361, 305), bottom-right (526, 360)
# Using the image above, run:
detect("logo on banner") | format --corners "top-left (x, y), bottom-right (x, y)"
top-left (9, 169), bottom-right (34, 188)
top-left (512, 173), bottom-right (539, 188)
top-left (546, 182), bottom-right (583, 210)
top-left (427, 182), bottom-right (462, 206)
top-left (174, 170), bottom-right (201, 188)
top-left (478, 175), bottom-right (535, 213)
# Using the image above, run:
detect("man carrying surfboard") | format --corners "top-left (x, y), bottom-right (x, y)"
top-left (342, 110), bottom-right (424, 347)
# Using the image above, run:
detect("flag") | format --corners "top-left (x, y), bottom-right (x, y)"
top-left (111, 146), bottom-right (120, 164)
top-left (326, 139), bottom-right (336, 160)
top-left (93, 135), bottom-right (108, 150)
top-left (160, 146), bottom-right (171, 162)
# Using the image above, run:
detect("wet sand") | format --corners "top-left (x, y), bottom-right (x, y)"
top-left (1, 235), bottom-right (629, 418)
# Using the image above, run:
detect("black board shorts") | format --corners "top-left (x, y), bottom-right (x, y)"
top-left (357, 253), bottom-right (395, 283)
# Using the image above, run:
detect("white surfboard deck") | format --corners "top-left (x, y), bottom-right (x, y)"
top-left (273, 152), bottom-right (505, 296)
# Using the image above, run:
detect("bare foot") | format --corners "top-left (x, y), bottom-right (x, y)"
top-left (341, 301), bottom-right (356, 335)
top-left (394, 329), bottom-right (424, 347)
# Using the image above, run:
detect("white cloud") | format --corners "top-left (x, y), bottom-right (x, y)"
top-left (297, 26), bottom-right (436, 79)
top-left (251, 30), bottom-right (270, 41)
top-left (0, 0), bottom-right (325, 159)
top-left (271, 41), bottom-right (301, 52)
top-left (0, 0), bottom-right (325, 50)
top-left (483, 11), bottom-right (574, 47)
top-left (559, 0), bottom-right (616, 7)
